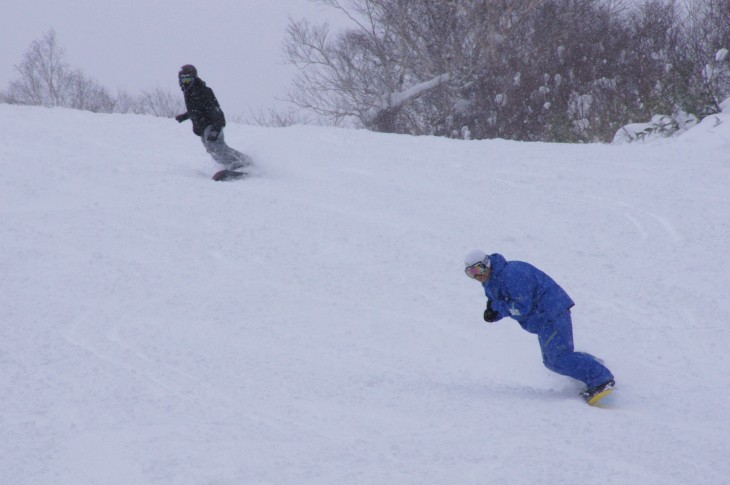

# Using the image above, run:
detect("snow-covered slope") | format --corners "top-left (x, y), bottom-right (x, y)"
top-left (1, 104), bottom-right (729, 484)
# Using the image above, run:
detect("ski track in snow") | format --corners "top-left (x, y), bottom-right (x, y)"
top-left (1, 104), bottom-right (729, 484)
top-left (63, 307), bottom-right (196, 400)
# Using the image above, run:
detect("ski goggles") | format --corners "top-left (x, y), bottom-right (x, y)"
top-left (464, 261), bottom-right (489, 279)
top-left (179, 74), bottom-right (195, 86)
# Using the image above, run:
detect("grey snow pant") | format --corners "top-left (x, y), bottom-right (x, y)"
top-left (201, 125), bottom-right (251, 169)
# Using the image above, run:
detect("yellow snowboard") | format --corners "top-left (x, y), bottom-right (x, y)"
top-left (586, 387), bottom-right (614, 406)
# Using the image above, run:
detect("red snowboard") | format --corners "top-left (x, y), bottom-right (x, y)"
top-left (212, 169), bottom-right (247, 181)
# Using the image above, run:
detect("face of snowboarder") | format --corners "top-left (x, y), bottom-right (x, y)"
top-left (179, 74), bottom-right (195, 89)
top-left (465, 261), bottom-right (491, 283)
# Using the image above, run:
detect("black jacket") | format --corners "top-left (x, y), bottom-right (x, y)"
top-left (179, 78), bottom-right (226, 137)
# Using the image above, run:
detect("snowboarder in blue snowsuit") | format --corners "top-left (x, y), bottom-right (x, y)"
top-left (464, 250), bottom-right (614, 403)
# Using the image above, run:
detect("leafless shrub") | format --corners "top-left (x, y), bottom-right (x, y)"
top-left (136, 87), bottom-right (184, 118)
top-left (241, 106), bottom-right (314, 127)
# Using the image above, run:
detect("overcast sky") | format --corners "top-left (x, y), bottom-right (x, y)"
top-left (1, 0), bottom-right (350, 118)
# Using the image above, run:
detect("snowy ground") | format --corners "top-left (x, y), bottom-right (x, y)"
top-left (1, 103), bottom-right (729, 484)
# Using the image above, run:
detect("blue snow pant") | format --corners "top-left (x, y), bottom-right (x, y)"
top-left (201, 125), bottom-right (252, 169)
top-left (537, 310), bottom-right (613, 388)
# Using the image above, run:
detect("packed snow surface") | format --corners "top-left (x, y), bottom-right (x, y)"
top-left (1, 104), bottom-right (729, 484)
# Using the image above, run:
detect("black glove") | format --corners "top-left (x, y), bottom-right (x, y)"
top-left (206, 130), bottom-right (219, 141)
top-left (483, 299), bottom-right (499, 323)
top-left (175, 113), bottom-right (188, 123)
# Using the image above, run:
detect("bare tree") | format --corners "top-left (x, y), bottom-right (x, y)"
top-left (285, 11), bottom-right (415, 130)
top-left (7, 29), bottom-right (69, 106)
top-left (285, 1), bottom-right (462, 130)
top-left (285, 0), bottom-right (562, 135)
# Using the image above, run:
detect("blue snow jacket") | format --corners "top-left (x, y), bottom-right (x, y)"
top-left (482, 253), bottom-right (574, 334)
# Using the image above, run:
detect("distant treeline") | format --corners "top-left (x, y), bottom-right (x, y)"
top-left (0, 30), bottom-right (183, 118)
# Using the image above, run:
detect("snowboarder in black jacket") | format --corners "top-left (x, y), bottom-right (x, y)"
top-left (175, 64), bottom-right (251, 170)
